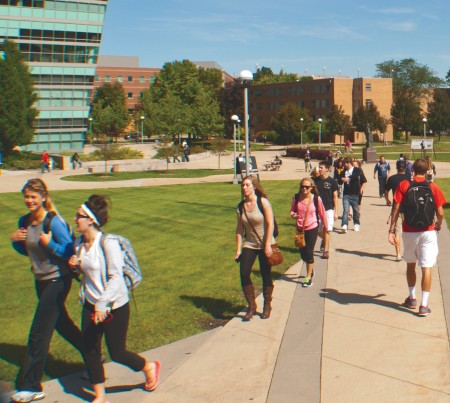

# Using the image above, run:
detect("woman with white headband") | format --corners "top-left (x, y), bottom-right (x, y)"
top-left (69, 195), bottom-right (160, 403)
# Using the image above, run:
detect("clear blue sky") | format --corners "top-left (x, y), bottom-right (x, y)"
top-left (101, 0), bottom-right (449, 80)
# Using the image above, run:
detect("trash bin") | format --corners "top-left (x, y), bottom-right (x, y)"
top-left (112, 165), bottom-right (120, 173)
top-left (88, 167), bottom-right (94, 173)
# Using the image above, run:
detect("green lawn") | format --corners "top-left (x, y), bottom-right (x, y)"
top-left (0, 180), bottom-right (300, 387)
top-left (62, 169), bottom-right (233, 182)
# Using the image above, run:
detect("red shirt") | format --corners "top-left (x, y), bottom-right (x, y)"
top-left (42, 152), bottom-right (49, 164)
top-left (393, 176), bottom-right (446, 232)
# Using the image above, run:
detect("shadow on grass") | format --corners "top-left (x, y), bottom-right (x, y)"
top-left (335, 248), bottom-right (392, 260)
top-left (180, 295), bottom-right (238, 323)
top-left (0, 343), bottom-right (84, 391)
top-left (320, 288), bottom-right (410, 313)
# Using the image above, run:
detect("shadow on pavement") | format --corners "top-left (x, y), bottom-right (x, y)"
top-left (334, 248), bottom-right (393, 260)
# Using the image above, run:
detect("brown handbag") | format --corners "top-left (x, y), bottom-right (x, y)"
top-left (243, 203), bottom-right (283, 266)
top-left (294, 196), bottom-right (312, 249)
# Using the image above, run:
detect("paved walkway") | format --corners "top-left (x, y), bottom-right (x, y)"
top-left (1, 150), bottom-right (449, 402)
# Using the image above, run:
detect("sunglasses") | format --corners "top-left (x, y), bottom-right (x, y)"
top-left (75, 213), bottom-right (89, 220)
top-left (300, 185), bottom-right (311, 190)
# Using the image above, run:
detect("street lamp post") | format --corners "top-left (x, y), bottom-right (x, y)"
top-left (231, 115), bottom-right (240, 184)
top-left (140, 116), bottom-right (145, 144)
top-left (239, 70), bottom-right (253, 176)
top-left (88, 117), bottom-right (94, 142)
top-left (300, 117), bottom-right (304, 146)
top-left (237, 119), bottom-right (241, 151)
top-left (318, 118), bottom-right (323, 149)
top-left (422, 117), bottom-right (427, 139)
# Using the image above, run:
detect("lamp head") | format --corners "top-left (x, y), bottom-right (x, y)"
top-left (239, 70), bottom-right (253, 81)
top-left (231, 115), bottom-right (239, 121)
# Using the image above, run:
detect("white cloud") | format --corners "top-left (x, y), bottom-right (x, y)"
top-left (381, 21), bottom-right (416, 32)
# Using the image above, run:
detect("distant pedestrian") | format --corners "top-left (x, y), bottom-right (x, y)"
top-left (69, 195), bottom-right (160, 402)
top-left (389, 158), bottom-right (446, 317)
top-left (404, 155), bottom-right (413, 178)
top-left (10, 179), bottom-right (84, 403)
top-left (290, 178), bottom-right (327, 287)
top-left (235, 176), bottom-right (276, 320)
top-left (374, 155), bottom-right (391, 197)
top-left (384, 160), bottom-right (410, 261)
top-left (339, 157), bottom-right (363, 232)
top-left (71, 152), bottom-right (82, 169)
top-left (314, 161), bottom-right (338, 259)
top-left (333, 158), bottom-right (344, 198)
top-left (183, 143), bottom-right (190, 162)
top-left (304, 149), bottom-right (311, 173)
top-left (326, 149), bottom-right (333, 167)
top-left (424, 156), bottom-right (436, 182)
top-left (41, 150), bottom-right (50, 173)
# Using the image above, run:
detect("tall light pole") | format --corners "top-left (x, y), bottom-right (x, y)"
top-left (140, 115), bottom-right (145, 144)
top-left (239, 69), bottom-right (253, 176)
top-left (300, 117), bottom-right (304, 146)
top-left (231, 114), bottom-right (240, 184)
top-left (422, 117), bottom-right (427, 139)
top-left (88, 117), bottom-right (94, 142)
top-left (237, 119), bottom-right (241, 151)
top-left (318, 118), bottom-right (323, 149)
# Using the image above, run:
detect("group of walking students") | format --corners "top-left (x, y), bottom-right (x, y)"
top-left (9, 153), bottom-right (445, 402)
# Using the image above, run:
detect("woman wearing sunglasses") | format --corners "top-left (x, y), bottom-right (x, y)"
top-left (290, 178), bottom-right (328, 287)
top-left (10, 179), bottom-right (84, 403)
top-left (68, 195), bottom-right (160, 403)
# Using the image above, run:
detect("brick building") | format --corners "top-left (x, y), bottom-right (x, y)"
top-left (249, 76), bottom-right (393, 143)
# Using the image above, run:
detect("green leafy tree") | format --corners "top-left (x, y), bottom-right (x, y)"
top-left (0, 40), bottom-right (38, 151)
top-left (326, 105), bottom-right (352, 145)
top-left (427, 90), bottom-right (450, 140)
top-left (353, 103), bottom-right (387, 134)
top-left (91, 82), bottom-right (130, 140)
top-left (375, 59), bottom-right (443, 140)
top-left (218, 81), bottom-right (244, 138)
top-left (271, 103), bottom-right (312, 145)
top-left (253, 66), bottom-right (297, 85)
top-left (446, 69), bottom-right (450, 87)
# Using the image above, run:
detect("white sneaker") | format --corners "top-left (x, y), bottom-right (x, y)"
top-left (342, 225), bottom-right (348, 233)
top-left (354, 224), bottom-right (360, 232)
top-left (11, 391), bottom-right (47, 402)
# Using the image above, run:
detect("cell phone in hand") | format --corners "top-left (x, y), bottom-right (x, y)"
top-left (235, 255), bottom-right (241, 263)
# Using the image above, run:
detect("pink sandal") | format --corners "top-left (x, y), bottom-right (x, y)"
top-left (144, 360), bottom-right (161, 392)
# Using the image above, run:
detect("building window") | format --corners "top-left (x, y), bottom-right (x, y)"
top-left (365, 83), bottom-right (372, 92)
top-left (94, 75), bottom-right (99, 82)
top-left (139, 76), bottom-right (145, 83)
top-left (365, 99), bottom-right (372, 107)
top-left (105, 76), bottom-right (110, 82)
top-left (117, 76), bottom-right (123, 82)
top-left (127, 92), bottom-right (133, 99)
top-left (127, 76), bottom-right (133, 82)
top-left (150, 77), bottom-right (156, 84)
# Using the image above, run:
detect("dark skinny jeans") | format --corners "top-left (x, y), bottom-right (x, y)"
top-left (299, 226), bottom-right (319, 264)
top-left (17, 276), bottom-right (84, 392)
top-left (82, 302), bottom-right (145, 385)
top-left (239, 247), bottom-right (273, 288)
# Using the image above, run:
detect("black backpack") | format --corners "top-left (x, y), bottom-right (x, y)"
top-left (403, 180), bottom-right (436, 228)
top-left (238, 196), bottom-right (279, 237)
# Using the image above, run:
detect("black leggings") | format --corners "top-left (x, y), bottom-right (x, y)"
top-left (82, 302), bottom-right (145, 385)
top-left (299, 227), bottom-right (319, 264)
top-left (17, 276), bottom-right (84, 392)
top-left (239, 247), bottom-right (273, 288)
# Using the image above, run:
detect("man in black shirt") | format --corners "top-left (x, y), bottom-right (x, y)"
top-left (340, 157), bottom-right (363, 232)
top-left (385, 160), bottom-right (410, 260)
top-left (314, 161), bottom-right (338, 258)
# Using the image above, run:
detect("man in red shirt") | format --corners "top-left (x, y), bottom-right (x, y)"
top-left (388, 158), bottom-right (446, 317)
top-left (41, 150), bottom-right (50, 173)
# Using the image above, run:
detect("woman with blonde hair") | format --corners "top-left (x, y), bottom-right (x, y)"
top-left (10, 179), bottom-right (84, 403)
top-left (290, 178), bottom-right (327, 287)
top-left (235, 176), bottom-right (275, 320)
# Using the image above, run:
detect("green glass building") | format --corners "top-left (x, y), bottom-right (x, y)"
top-left (0, 0), bottom-right (108, 151)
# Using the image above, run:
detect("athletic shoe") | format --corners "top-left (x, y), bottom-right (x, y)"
top-left (418, 306), bottom-right (431, 317)
top-left (403, 297), bottom-right (417, 309)
top-left (303, 277), bottom-right (313, 287)
top-left (341, 225), bottom-right (347, 233)
top-left (322, 251), bottom-right (329, 259)
top-left (354, 224), bottom-right (360, 232)
top-left (11, 391), bottom-right (46, 402)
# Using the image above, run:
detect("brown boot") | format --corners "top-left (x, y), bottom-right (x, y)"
top-left (242, 285), bottom-right (256, 321)
top-left (260, 286), bottom-right (274, 319)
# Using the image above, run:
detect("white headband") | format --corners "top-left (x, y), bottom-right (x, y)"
top-left (81, 203), bottom-right (101, 227)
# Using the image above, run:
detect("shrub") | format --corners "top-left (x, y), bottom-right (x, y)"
top-left (258, 131), bottom-right (279, 143)
top-left (1, 151), bottom-right (41, 170)
top-left (84, 145), bottom-right (144, 161)
top-left (286, 147), bottom-right (329, 161)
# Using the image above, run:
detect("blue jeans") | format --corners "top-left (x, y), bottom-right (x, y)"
top-left (342, 195), bottom-right (360, 226)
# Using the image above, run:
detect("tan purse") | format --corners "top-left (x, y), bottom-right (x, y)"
top-left (294, 196), bottom-right (312, 249)
top-left (243, 203), bottom-right (283, 266)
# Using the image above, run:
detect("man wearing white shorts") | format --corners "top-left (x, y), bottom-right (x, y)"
top-left (314, 161), bottom-right (338, 259)
top-left (389, 158), bottom-right (446, 317)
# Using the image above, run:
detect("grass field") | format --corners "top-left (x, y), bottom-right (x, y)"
top-left (0, 180), bottom-right (301, 387)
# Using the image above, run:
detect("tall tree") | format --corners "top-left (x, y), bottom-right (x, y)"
top-left (353, 103), bottom-right (388, 134)
top-left (90, 82), bottom-right (129, 140)
top-left (0, 40), bottom-right (38, 152)
top-left (253, 66), bottom-right (297, 85)
top-left (427, 90), bottom-right (450, 140)
top-left (446, 69), bottom-right (450, 87)
top-left (326, 105), bottom-right (352, 144)
top-left (271, 103), bottom-right (312, 145)
top-left (375, 59), bottom-right (444, 140)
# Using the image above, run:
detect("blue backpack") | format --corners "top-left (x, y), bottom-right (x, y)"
top-left (100, 233), bottom-right (143, 291)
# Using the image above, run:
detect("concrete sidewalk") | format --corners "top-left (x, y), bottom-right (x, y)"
top-left (2, 154), bottom-right (449, 402)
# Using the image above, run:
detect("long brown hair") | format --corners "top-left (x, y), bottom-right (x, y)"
top-left (299, 177), bottom-right (319, 196)
top-left (21, 178), bottom-right (57, 213)
top-left (241, 175), bottom-right (268, 199)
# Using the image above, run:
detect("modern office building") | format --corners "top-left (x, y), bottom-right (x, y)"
top-left (0, 0), bottom-right (109, 151)
top-left (249, 76), bottom-right (393, 143)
